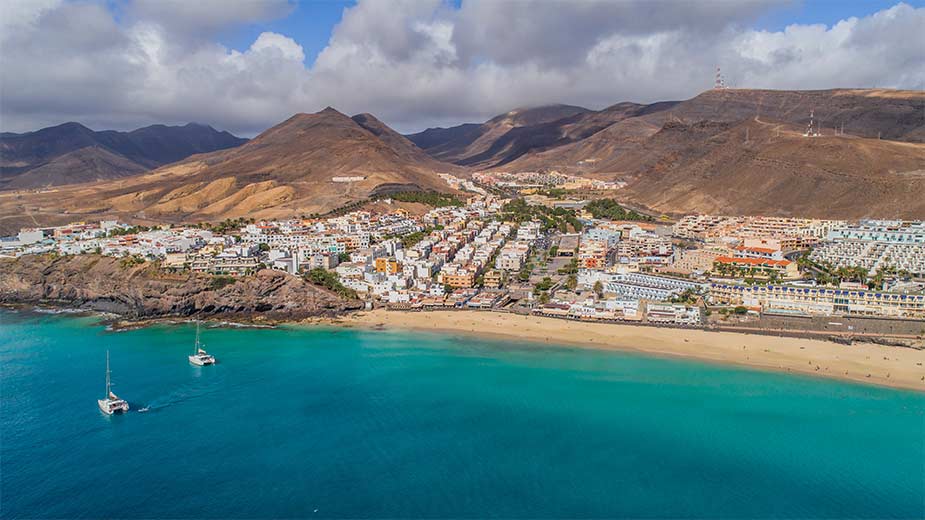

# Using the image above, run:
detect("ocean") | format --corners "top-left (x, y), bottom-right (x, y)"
top-left (1, 310), bottom-right (923, 518)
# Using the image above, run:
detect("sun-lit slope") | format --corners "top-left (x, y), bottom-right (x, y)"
top-left (0, 108), bottom-right (460, 231)
top-left (637, 88), bottom-right (925, 142)
top-left (604, 119), bottom-right (925, 219)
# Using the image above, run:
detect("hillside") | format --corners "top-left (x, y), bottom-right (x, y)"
top-left (0, 122), bottom-right (247, 190)
top-left (636, 88), bottom-right (925, 142)
top-left (406, 104), bottom-right (607, 168)
top-left (0, 254), bottom-right (360, 320)
top-left (602, 119), bottom-right (925, 219)
top-left (0, 108), bottom-right (460, 232)
top-left (431, 88), bottom-right (925, 218)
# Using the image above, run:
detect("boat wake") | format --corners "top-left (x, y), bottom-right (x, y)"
top-left (134, 380), bottom-right (223, 413)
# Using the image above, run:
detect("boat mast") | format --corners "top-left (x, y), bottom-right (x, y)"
top-left (105, 350), bottom-right (111, 398)
top-left (195, 320), bottom-right (201, 353)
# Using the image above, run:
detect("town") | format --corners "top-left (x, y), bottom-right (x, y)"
top-left (3, 190), bottom-right (924, 329)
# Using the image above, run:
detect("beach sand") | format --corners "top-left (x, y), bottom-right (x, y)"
top-left (331, 310), bottom-right (925, 392)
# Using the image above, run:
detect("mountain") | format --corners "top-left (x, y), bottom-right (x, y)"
top-left (634, 88), bottom-right (925, 142)
top-left (411, 88), bottom-right (925, 218)
top-left (0, 122), bottom-right (247, 190)
top-left (594, 119), bottom-right (925, 219)
top-left (406, 104), bottom-right (606, 168)
top-left (410, 89), bottom-right (924, 174)
top-left (0, 108), bottom-right (460, 232)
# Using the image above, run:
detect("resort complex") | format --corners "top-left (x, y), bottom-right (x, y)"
top-left (5, 194), bottom-right (925, 326)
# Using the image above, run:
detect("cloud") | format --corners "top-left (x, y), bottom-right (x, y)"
top-left (128, 0), bottom-right (294, 37)
top-left (0, 0), bottom-right (922, 136)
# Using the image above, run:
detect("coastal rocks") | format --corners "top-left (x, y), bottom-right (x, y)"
top-left (0, 254), bottom-right (362, 321)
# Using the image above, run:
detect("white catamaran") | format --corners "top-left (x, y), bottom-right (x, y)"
top-left (188, 320), bottom-right (216, 366)
top-left (98, 350), bottom-right (129, 415)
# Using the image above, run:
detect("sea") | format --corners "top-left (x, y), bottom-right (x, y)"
top-left (1, 309), bottom-right (923, 519)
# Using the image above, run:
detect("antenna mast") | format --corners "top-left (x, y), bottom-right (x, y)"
top-left (804, 109), bottom-right (819, 137)
top-left (714, 67), bottom-right (726, 90)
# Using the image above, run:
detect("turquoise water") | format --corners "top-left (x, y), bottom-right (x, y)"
top-left (1, 310), bottom-right (924, 518)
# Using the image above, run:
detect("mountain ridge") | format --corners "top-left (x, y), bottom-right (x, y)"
top-left (0, 121), bottom-right (248, 190)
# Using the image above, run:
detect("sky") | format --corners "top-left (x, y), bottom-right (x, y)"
top-left (1, 0), bottom-right (923, 136)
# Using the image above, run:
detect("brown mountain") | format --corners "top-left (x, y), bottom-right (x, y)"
top-left (596, 119), bottom-right (925, 219)
top-left (635, 88), bottom-right (925, 142)
top-left (0, 108), bottom-right (459, 232)
top-left (2, 146), bottom-right (150, 190)
top-left (0, 122), bottom-right (247, 190)
top-left (456, 88), bottom-right (925, 219)
top-left (406, 104), bottom-right (611, 168)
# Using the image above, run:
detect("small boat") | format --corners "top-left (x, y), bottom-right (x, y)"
top-left (98, 350), bottom-right (129, 415)
top-left (188, 320), bottom-right (216, 366)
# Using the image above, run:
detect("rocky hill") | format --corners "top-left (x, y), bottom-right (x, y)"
top-left (0, 254), bottom-right (360, 320)
top-left (412, 88), bottom-right (925, 218)
top-left (0, 122), bottom-right (247, 190)
top-left (406, 104), bottom-right (605, 168)
top-left (598, 119), bottom-right (925, 219)
top-left (0, 107), bottom-right (462, 231)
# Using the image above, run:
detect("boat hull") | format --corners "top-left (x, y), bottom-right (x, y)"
top-left (188, 355), bottom-right (215, 366)
top-left (98, 399), bottom-right (129, 415)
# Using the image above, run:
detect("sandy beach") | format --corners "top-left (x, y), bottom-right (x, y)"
top-left (331, 310), bottom-right (925, 391)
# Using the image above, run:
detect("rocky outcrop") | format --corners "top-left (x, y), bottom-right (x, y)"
top-left (0, 254), bottom-right (362, 321)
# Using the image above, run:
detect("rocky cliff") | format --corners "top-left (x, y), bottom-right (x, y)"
top-left (0, 255), bottom-right (361, 321)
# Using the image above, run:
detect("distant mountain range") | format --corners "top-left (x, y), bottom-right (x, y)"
top-left (0, 108), bottom-right (463, 231)
top-left (408, 88), bottom-right (925, 171)
top-left (0, 122), bottom-right (247, 190)
top-left (0, 88), bottom-right (922, 233)
top-left (407, 88), bottom-right (925, 218)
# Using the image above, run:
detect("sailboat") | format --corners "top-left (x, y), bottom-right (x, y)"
top-left (188, 320), bottom-right (216, 366)
top-left (98, 350), bottom-right (129, 415)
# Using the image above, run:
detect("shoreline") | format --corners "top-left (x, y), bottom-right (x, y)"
top-left (331, 309), bottom-right (925, 392)
top-left (6, 303), bottom-right (925, 391)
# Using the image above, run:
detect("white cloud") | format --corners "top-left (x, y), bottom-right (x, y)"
top-left (249, 32), bottom-right (305, 62)
top-left (0, 0), bottom-right (922, 135)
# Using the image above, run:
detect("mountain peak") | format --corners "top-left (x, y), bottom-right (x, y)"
top-left (319, 106), bottom-right (346, 117)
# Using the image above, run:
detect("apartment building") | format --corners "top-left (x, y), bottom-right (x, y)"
top-left (710, 282), bottom-right (925, 319)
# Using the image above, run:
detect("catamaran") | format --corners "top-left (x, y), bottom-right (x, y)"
top-left (188, 320), bottom-right (216, 366)
top-left (98, 350), bottom-right (129, 415)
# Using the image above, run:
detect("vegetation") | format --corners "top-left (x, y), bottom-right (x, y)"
top-left (337, 252), bottom-right (351, 263)
top-left (593, 281), bottom-right (604, 298)
top-left (108, 225), bottom-right (151, 237)
top-left (557, 257), bottom-right (578, 275)
top-left (537, 188), bottom-right (568, 198)
top-left (118, 254), bottom-right (146, 268)
top-left (304, 268), bottom-right (357, 299)
top-left (713, 262), bottom-right (782, 283)
top-left (585, 199), bottom-right (652, 221)
top-left (209, 276), bottom-right (237, 290)
top-left (533, 276), bottom-right (555, 303)
top-left (199, 217), bottom-right (253, 234)
top-left (394, 229), bottom-right (432, 248)
top-left (498, 199), bottom-right (582, 233)
top-left (670, 288), bottom-right (700, 305)
top-left (376, 191), bottom-right (462, 207)
top-left (517, 262), bottom-right (534, 282)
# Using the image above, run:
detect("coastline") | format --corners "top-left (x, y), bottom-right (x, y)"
top-left (7, 302), bottom-right (925, 391)
top-left (331, 309), bottom-right (925, 392)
